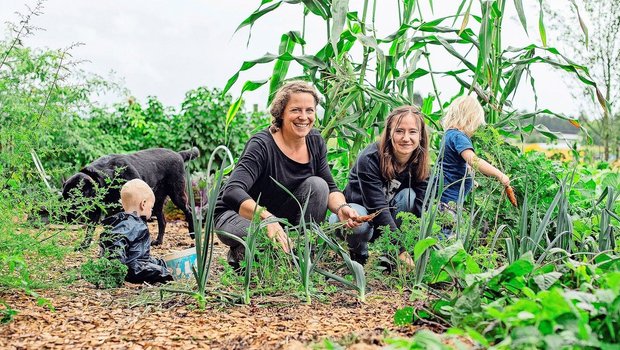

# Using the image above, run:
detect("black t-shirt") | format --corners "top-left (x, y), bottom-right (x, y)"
top-left (344, 142), bottom-right (428, 231)
top-left (215, 128), bottom-right (340, 218)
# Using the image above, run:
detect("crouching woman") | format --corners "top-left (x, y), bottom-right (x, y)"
top-left (214, 81), bottom-right (360, 268)
top-left (331, 106), bottom-right (430, 266)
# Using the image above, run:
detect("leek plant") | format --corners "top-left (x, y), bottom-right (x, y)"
top-left (313, 222), bottom-right (367, 302)
top-left (161, 145), bottom-right (233, 309)
top-left (490, 175), bottom-right (576, 264)
top-left (216, 207), bottom-right (280, 305)
top-left (596, 186), bottom-right (620, 252)
top-left (272, 178), bottom-right (366, 303)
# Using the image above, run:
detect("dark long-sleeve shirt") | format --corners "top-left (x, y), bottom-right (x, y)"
top-left (215, 128), bottom-right (339, 218)
top-left (344, 142), bottom-right (428, 231)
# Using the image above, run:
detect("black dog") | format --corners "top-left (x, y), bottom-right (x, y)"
top-left (62, 147), bottom-right (199, 248)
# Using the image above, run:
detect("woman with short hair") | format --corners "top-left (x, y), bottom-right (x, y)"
top-left (214, 81), bottom-right (360, 268)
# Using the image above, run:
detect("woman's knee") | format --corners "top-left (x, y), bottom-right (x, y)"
top-left (297, 176), bottom-right (329, 210)
top-left (394, 188), bottom-right (416, 212)
top-left (214, 211), bottom-right (250, 247)
top-left (301, 176), bottom-right (329, 199)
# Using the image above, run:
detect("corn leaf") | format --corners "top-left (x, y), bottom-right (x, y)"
top-left (235, 1), bottom-right (283, 34)
top-left (569, 0), bottom-right (588, 49)
top-left (301, 0), bottom-right (331, 19)
top-left (268, 32), bottom-right (302, 105)
top-left (458, 0), bottom-right (473, 36)
top-left (538, 0), bottom-right (547, 47)
top-left (513, 0), bottom-right (528, 35)
top-left (330, 0), bottom-right (349, 56)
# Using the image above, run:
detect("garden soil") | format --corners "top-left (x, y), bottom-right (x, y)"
top-left (1, 220), bottom-right (434, 349)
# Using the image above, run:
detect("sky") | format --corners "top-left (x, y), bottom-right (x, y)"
top-left (0, 0), bottom-right (584, 116)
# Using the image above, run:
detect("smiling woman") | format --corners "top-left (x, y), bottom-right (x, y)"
top-left (330, 106), bottom-right (431, 266)
top-left (213, 81), bottom-right (361, 269)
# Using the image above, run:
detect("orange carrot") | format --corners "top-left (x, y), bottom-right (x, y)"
top-left (352, 208), bottom-right (390, 223)
top-left (506, 186), bottom-right (518, 207)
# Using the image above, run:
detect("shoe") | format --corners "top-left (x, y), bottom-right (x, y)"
top-left (377, 256), bottom-right (396, 274)
top-left (226, 247), bottom-right (245, 275)
top-left (349, 251), bottom-right (369, 265)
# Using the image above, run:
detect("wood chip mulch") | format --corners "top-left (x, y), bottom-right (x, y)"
top-left (0, 220), bottom-right (430, 350)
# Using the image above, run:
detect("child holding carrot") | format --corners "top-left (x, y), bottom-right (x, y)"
top-left (439, 95), bottom-right (511, 207)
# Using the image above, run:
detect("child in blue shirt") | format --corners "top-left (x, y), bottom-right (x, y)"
top-left (440, 95), bottom-right (510, 206)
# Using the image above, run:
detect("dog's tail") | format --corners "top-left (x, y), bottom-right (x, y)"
top-left (179, 147), bottom-right (200, 162)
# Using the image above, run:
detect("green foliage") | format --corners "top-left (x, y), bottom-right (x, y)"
top-left (80, 257), bottom-right (128, 289)
top-left (385, 330), bottom-right (456, 350)
top-left (371, 212), bottom-right (441, 287)
top-left (58, 88), bottom-right (268, 176)
top-left (0, 301), bottom-right (18, 324)
top-left (396, 250), bottom-right (620, 348)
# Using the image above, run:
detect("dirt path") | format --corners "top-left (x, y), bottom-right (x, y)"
top-left (1, 221), bottom-right (423, 349)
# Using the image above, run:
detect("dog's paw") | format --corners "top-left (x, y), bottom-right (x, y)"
top-left (151, 239), bottom-right (162, 246)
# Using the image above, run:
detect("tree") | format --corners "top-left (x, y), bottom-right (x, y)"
top-left (546, 1), bottom-right (620, 161)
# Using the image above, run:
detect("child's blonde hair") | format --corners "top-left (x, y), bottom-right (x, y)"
top-left (442, 95), bottom-right (485, 135)
top-left (120, 179), bottom-right (154, 210)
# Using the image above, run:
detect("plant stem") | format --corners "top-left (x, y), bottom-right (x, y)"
top-left (358, 0), bottom-right (370, 85)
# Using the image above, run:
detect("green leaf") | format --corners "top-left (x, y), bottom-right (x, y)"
top-left (533, 272), bottom-right (562, 290)
top-left (538, 0), bottom-right (547, 47)
top-left (235, 1), bottom-right (283, 34)
top-left (225, 79), bottom-right (269, 131)
top-left (330, 0), bottom-right (349, 56)
top-left (354, 33), bottom-right (385, 63)
top-left (421, 95), bottom-right (435, 115)
top-left (464, 326), bottom-right (490, 347)
top-left (268, 32), bottom-right (300, 105)
top-left (414, 237), bottom-right (438, 261)
top-left (301, 0), bottom-right (331, 19)
top-left (513, 0), bottom-right (528, 34)
top-left (436, 36), bottom-right (476, 72)
top-left (394, 306), bottom-right (414, 326)
top-left (452, 0), bottom-right (468, 26)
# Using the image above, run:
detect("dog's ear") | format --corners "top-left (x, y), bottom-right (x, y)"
top-left (62, 173), bottom-right (96, 199)
top-left (80, 166), bottom-right (106, 187)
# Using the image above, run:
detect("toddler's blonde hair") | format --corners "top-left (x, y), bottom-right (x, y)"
top-left (442, 95), bottom-right (485, 135)
top-left (120, 179), bottom-right (154, 211)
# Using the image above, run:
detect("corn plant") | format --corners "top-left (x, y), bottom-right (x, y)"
top-left (224, 0), bottom-right (608, 172)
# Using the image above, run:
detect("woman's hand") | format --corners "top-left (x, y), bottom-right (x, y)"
top-left (398, 251), bottom-right (415, 270)
top-left (266, 222), bottom-right (292, 253)
top-left (338, 205), bottom-right (361, 229)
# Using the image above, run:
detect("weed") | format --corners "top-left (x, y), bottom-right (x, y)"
top-left (80, 257), bottom-right (128, 289)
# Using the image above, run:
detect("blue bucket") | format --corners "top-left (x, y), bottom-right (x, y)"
top-left (164, 247), bottom-right (197, 280)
